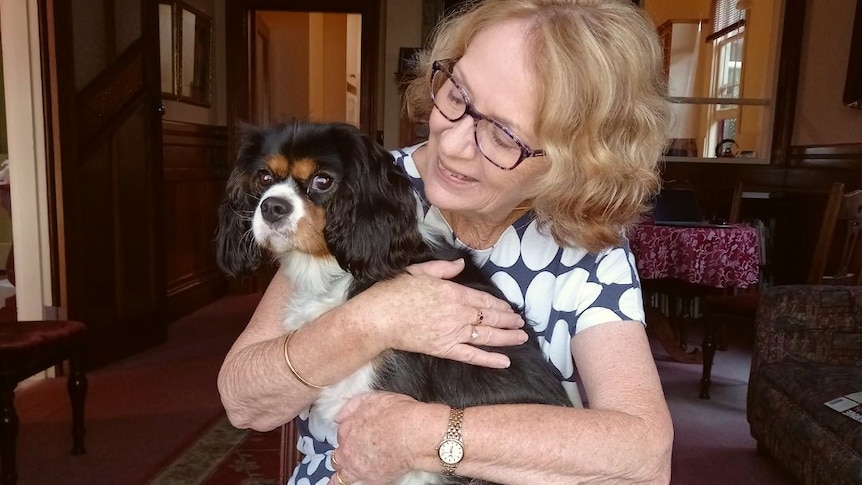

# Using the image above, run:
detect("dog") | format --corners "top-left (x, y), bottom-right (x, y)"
top-left (216, 121), bottom-right (572, 485)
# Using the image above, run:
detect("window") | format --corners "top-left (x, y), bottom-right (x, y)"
top-left (646, 0), bottom-right (777, 162)
top-left (715, 32), bottom-right (744, 105)
top-left (706, 14), bottom-right (745, 157)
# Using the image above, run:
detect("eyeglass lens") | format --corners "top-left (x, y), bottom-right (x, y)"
top-left (431, 69), bottom-right (525, 170)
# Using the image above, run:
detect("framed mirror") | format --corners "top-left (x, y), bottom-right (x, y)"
top-left (158, 1), bottom-right (213, 107)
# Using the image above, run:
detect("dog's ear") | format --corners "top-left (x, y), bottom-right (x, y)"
top-left (215, 190), bottom-right (261, 278)
top-left (324, 125), bottom-right (425, 284)
top-left (214, 127), bottom-right (266, 278)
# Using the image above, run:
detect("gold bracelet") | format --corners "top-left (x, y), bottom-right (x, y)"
top-left (283, 331), bottom-right (325, 389)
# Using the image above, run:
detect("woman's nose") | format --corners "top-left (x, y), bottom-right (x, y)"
top-left (438, 113), bottom-right (478, 161)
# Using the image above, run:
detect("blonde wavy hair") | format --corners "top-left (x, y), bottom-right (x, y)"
top-left (404, 0), bottom-right (669, 253)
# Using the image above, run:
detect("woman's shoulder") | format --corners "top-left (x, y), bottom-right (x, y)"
top-left (489, 225), bottom-right (637, 288)
top-left (501, 220), bottom-right (632, 264)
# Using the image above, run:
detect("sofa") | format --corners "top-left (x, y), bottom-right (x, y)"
top-left (748, 285), bottom-right (862, 484)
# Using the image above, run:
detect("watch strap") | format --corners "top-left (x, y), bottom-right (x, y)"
top-left (440, 407), bottom-right (465, 476)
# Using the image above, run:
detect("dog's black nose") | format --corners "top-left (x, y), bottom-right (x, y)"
top-left (260, 196), bottom-right (293, 224)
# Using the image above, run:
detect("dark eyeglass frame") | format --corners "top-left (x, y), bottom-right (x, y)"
top-left (430, 59), bottom-right (545, 171)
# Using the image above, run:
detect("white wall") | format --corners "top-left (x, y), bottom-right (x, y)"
top-left (0, 0), bottom-right (53, 319)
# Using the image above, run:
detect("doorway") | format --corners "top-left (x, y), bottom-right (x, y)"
top-left (252, 11), bottom-right (362, 127)
top-left (225, 0), bottom-right (380, 154)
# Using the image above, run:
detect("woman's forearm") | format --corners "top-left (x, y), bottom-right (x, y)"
top-left (402, 323), bottom-right (672, 484)
top-left (218, 334), bottom-right (311, 431)
top-left (218, 309), bottom-right (389, 430)
top-left (217, 273), bottom-right (386, 431)
top-left (409, 403), bottom-right (672, 485)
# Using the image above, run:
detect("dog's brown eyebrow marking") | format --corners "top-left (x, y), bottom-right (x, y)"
top-left (290, 158), bottom-right (317, 181)
top-left (264, 154), bottom-right (291, 179)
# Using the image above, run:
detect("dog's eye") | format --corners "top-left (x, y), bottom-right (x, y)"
top-left (308, 174), bottom-right (333, 193)
top-left (257, 170), bottom-right (274, 186)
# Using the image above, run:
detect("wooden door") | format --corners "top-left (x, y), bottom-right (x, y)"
top-left (42, 0), bottom-right (167, 368)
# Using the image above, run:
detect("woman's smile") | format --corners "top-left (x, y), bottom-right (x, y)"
top-left (436, 158), bottom-right (478, 184)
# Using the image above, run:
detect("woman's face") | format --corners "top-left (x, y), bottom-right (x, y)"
top-left (417, 18), bottom-right (549, 222)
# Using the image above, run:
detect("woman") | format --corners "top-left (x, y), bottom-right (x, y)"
top-left (218, 0), bottom-right (673, 483)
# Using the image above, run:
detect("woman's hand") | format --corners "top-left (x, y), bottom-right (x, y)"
top-left (330, 391), bottom-right (441, 485)
top-left (347, 259), bottom-right (527, 368)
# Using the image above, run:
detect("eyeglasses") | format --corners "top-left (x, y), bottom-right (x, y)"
top-left (430, 59), bottom-right (545, 171)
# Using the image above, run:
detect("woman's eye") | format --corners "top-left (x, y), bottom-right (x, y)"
top-left (309, 174), bottom-right (333, 193)
top-left (446, 86), bottom-right (465, 107)
top-left (257, 171), bottom-right (274, 186)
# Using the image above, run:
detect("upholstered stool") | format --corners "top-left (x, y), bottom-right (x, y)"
top-left (0, 320), bottom-right (87, 485)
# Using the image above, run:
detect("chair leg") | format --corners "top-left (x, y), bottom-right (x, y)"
top-left (1, 384), bottom-right (19, 485)
top-left (700, 319), bottom-right (717, 399)
top-left (67, 353), bottom-right (87, 456)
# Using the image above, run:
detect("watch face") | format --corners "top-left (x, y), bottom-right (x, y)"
top-left (438, 439), bottom-right (464, 464)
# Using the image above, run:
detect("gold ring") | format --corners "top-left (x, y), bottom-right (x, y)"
top-left (477, 309), bottom-right (485, 326)
top-left (331, 453), bottom-right (340, 468)
top-left (335, 470), bottom-right (351, 485)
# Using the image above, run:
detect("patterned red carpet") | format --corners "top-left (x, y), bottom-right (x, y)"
top-left (149, 417), bottom-right (281, 485)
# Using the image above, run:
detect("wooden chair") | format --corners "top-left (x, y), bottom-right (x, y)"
top-left (808, 184), bottom-right (862, 285)
top-left (278, 419), bottom-right (302, 484)
top-left (699, 182), bottom-right (862, 399)
top-left (0, 319), bottom-right (87, 485)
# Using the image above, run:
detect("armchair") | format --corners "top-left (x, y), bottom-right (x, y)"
top-left (748, 285), bottom-right (862, 484)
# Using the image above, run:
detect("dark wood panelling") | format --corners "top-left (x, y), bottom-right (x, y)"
top-left (162, 120), bottom-right (229, 320)
top-left (660, 144), bottom-right (862, 285)
top-left (790, 143), bottom-right (862, 170)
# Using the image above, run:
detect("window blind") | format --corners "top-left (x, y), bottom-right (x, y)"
top-left (706, 0), bottom-right (746, 42)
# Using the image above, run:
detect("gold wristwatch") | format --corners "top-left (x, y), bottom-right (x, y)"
top-left (436, 407), bottom-right (465, 476)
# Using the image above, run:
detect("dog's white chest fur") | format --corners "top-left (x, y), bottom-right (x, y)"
top-left (280, 254), bottom-right (375, 427)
